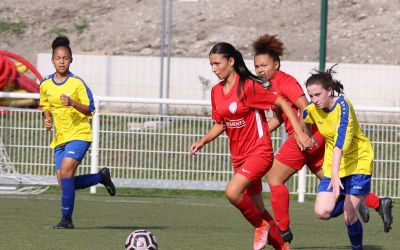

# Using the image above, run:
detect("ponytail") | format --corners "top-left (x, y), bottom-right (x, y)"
top-left (305, 64), bottom-right (344, 96)
top-left (209, 42), bottom-right (266, 98)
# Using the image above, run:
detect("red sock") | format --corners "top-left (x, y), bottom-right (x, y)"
top-left (262, 210), bottom-right (285, 249)
top-left (270, 184), bottom-right (290, 231)
top-left (365, 192), bottom-right (380, 209)
top-left (235, 194), bottom-right (263, 228)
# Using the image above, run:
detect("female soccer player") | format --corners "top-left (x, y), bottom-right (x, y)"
top-left (253, 34), bottom-right (393, 241)
top-left (190, 42), bottom-right (311, 250)
top-left (40, 36), bottom-right (116, 229)
top-left (302, 66), bottom-right (384, 249)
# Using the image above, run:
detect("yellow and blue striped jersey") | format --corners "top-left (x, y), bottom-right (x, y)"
top-left (303, 96), bottom-right (373, 178)
top-left (39, 72), bottom-right (95, 148)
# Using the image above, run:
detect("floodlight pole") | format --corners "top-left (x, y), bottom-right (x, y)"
top-left (159, 0), bottom-right (166, 115)
top-left (319, 0), bottom-right (328, 71)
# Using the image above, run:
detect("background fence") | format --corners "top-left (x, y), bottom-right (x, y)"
top-left (1, 92), bottom-right (399, 199)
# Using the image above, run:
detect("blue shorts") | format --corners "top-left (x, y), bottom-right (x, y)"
top-left (54, 140), bottom-right (91, 170)
top-left (318, 174), bottom-right (371, 195)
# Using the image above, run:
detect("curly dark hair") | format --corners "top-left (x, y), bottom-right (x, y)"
top-left (252, 33), bottom-right (284, 67)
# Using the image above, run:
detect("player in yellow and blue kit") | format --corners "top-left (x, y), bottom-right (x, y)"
top-left (302, 66), bottom-right (393, 249)
top-left (40, 36), bottom-right (116, 229)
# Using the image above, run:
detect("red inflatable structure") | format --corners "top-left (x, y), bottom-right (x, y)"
top-left (0, 50), bottom-right (43, 107)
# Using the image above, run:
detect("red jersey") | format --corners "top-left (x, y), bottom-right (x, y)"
top-left (211, 74), bottom-right (278, 167)
top-left (269, 70), bottom-right (304, 135)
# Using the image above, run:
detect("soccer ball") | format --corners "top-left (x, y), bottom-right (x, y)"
top-left (125, 229), bottom-right (158, 250)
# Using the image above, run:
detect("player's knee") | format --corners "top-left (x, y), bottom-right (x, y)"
top-left (225, 189), bottom-right (240, 205)
top-left (315, 207), bottom-right (331, 220)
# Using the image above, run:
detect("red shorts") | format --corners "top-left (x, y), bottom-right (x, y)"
top-left (233, 155), bottom-right (273, 195)
top-left (275, 131), bottom-right (325, 172)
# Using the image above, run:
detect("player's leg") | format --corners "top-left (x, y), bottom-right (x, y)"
top-left (251, 190), bottom-right (288, 250)
top-left (344, 194), bottom-right (364, 250)
top-left (74, 167), bottom-right (115, 196)
top-left (53, 140), bottom-right (88, 229)
top-left (53, 156), bottom-right (80, 229)
top-left (226, 173), bottom-right (270, 250)
top-left (267, 136), bottom-right (304, 243)
top-left (363, 192), bottom-right (393, 232)
top-left (314, 177), bottom-right (338, 220)
top-left (266, 160), bottom-right (296, 242)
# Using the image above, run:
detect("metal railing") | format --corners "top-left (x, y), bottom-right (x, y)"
top-left (1, 92), bottom-right (399, 200)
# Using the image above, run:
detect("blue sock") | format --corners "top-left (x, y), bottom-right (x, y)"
top-left (330, 195), bottom-right (345, 218)
top-left (74, 173), bottom-right (101, 189)
top-left (61, 177), bottom-right (75, 220)
top-left (347, 219), bottom-right (363, 250)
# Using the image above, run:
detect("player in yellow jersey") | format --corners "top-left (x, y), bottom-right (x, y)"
top-left (40, 36), bottom-right (116, 229)
top-left (302, 66), bottom-right (393, 249)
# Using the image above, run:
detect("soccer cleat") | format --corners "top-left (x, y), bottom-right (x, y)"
top-left (281, 242), bottom-right (291, 250)
top-left (279, 227), bottom-right (293, 243)
top-left (358, 201), bottom-right (370, 223)
top-left (377, 197), bottom-right (393, 233)
top-left (253, 220), bottom-right (270, 250)
top-left (99, 167), bottom-right (116, 196)
top-left (53, 218), bottom-right (74, 229)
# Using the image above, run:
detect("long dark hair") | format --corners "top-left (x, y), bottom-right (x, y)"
top-left (52, 36), bottom-right (72, 57)
top-left (209, 42), bottom-right (264, 98)
top-left (305, 64), bottom-right (344, 96)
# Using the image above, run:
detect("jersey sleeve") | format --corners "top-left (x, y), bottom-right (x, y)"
top-left (39, 82), bottom-right (50, 112)
top-left (334, 98), bottom-right (354, 152)
top-left (281, 75), bottom-right (305, 105)
top-left (242, 80), bottom-right (278, 110)
top-left (77, 81), bottom-right (95, 115)
top-left (302, 104), bottom-right (315, 124)
top-left (211, 88), bottom-right (223, 124)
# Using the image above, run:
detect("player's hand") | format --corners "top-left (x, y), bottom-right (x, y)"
top-left (294, 131), bottom-right (312, 151)
top-left (190, 141), bottom-right (204, 155)
top-left (44, 117), bottom-right (52, 130)
top-left (60, 94), bottom-right (73, 106)
top-left (327, 175), bottom-right (343, 199)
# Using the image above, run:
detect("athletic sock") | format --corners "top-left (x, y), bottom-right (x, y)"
top-left (330, 195), bottom-right (345, 218)
top-left (235, 194), bottom-right (263, 228)
top-left (262, 210), bottom-right (286, 248)
top-left (61, 177), bottom-right (75, 220)
top-left (364, 192), bottom-right (380, 209)
top-left (346, 219), bottom-right (363, 250)
top-left (270, 184), bottom-right (290, 231)
top-left (74, 173), bottom-right (102, 189)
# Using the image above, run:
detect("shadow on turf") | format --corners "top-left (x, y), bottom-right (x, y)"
top-left (75, 225), bottom-right (169, 230)
top-left (294, 245), bottom-right (384, 250)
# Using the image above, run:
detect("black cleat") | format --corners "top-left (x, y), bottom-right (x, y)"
top-left (358, 201), bottom-right (370, 223)
top-left (53, 218), bottom-right (74, 229)
top-left (377, 197), bottom-right (393, 233)
top-left (279, 228), bottom-right (293, 243)
top-left (99, 167), bottom-right (116, 196)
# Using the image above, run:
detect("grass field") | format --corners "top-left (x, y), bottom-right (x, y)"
top-left (0, 188), bottom-right (397, 250)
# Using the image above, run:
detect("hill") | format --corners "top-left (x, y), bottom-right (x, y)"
top-left (1, 0), bottom-right (400, 65)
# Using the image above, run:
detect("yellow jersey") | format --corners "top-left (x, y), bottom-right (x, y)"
top-left (39, 72), bottom-right (95, 148)
top-left (303, 96), bottom-right (373, 177)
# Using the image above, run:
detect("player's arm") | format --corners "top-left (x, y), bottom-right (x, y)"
top-left (329, 146), bottom-right (344, 198)
top-left (60, 94), bottom-right (92, 116)
top-left (274, 96), bottom-right (311, 150)
top-left (268, 109), bottom-right (283, 133)
top-left (39, 85), bottom-right (52, 130)
top-left (190, 123), bottom-right (225, 155)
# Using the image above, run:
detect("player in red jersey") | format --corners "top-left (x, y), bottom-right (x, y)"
top-left (190, 42), bottom-right (311, 250)
top-left (252, 33), bottom-right (393, 242)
